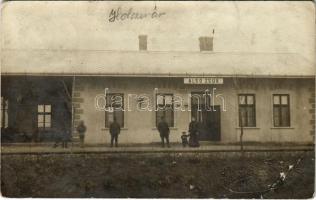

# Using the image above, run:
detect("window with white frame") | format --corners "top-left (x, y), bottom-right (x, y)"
top-left (273, 94), bottom-right (290, 127)
top-left (156, 94), bottom-right (174, 127)
top-left (238, 94), bottom-right (256, 127)
top-left (37, 104), bottom-right (52, 129)
top-left (105, 93), bottom-right (124, 128)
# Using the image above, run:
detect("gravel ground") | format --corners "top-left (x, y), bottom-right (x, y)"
top-left (1, 151), bottom-right (314, 198)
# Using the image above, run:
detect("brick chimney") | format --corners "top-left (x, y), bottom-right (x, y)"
top-left (199, 29), bottom-right (215, 51)
top-left (138, 35), bottom-right (147, 51)
top-left (199, 36), bottom-right (213, 51)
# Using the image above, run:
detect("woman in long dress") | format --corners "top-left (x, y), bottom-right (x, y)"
top-left (188, 117), bottom-right (200, 147)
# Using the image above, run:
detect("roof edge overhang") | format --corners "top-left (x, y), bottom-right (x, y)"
top-left (1, 72), bottom-right (315, 79)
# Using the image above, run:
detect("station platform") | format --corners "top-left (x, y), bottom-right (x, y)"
top-left (1, 142), bottom-right (314, 154)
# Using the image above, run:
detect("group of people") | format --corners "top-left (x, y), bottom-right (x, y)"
top-left (55, 117), bottom-right (201, 148)
top-left (76, 118), bottom-right (121, 148)
top-left (157, 116), bottom-right (200, 148)
top-left (53, 121), bottom-right (86, 148)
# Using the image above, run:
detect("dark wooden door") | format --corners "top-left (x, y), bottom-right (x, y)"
top-left (191, 92), bottom-right (221, 141)
top-left (194, 106), bottom-right (220, 141)
top-left (206, 106), bottom-right (221, 141)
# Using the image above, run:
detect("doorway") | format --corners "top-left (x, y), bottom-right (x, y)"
top-left (191, 92), bottom-right (221, 141)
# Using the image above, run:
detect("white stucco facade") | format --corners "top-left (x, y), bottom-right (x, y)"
top-left (72, 77), bottom-right (314, 144)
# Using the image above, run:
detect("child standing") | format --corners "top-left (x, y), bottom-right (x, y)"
top-left (181, 131), bottom-right (189, 147)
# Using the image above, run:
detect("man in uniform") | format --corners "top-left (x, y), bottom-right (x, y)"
top-left (109, 117), bottom-right (121, 147)
top-left (77, 120), bottom-right (87, 148)
top-left (157, 116), bottom-right (170, 148)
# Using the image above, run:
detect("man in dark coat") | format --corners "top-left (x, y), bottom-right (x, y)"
top-left (188, 117), bottom-right (200, 147)
top-left (53, 103), bottom-right (70, 148)
top-left (109, 117), bottom-right (121, 147)
top-left (77, 120), bottom-right (87, 148)
top-left (157, 116), bottom-right (170, 148)
top-left (62, 130), bottom-right (71, 148)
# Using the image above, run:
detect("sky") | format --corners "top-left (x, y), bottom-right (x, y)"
top-left (1, 1), bottom-right (315, 62)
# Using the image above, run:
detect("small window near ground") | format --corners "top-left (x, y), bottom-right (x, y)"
top-left (273, 94), bottom-right (290, 127)
top-left (37, 104), bottom-right (52, 129)
top-left (238, 94), bottom-right (256, 127)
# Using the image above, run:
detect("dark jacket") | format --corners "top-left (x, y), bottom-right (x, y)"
top-left (62, 130), bottom-right (71, 141)
top-left (76, 124), bottom-right (87, 136)
top-left (188, 121), bottom-right (200, 147)
top-left (110, 121), bottom-right (121, 135)
top-left (181, 135), bottom-right (189, 143)
top-left (157, 121), bottom-right (170, 135)
top-left (189, 121), bottom-right (199, 135)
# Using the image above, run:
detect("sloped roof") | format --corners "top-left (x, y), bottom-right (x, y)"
top-left (1, 50), bottom-right (315, 78)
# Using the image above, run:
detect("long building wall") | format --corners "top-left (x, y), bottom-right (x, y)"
top-left (73, 77), bottom-right (314, 144)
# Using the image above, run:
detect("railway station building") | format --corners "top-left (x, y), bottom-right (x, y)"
top-left (1, 1), bottom-right (315, 145)
top-left (1, 50), bottom-right (315, 144)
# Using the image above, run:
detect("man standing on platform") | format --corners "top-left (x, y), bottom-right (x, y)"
top-left (109, 117), bottom-right (121, 147)
top-left (157, 116), bottom-right (170, 148)
top-left (188, 117), bottom-right (200, 147)
top-left (77, 120), bottom-right (87, 148)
